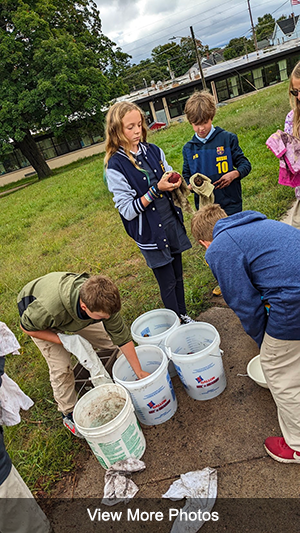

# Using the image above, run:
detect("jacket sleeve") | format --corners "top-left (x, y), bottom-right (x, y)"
top-left (206, 239), bottom-right (266, 347)
top-left (102, 312), bottom-right (132, 347)
top-left (106, 168), bottom-right (147, 221)
top-left (182, 145), bottom-right (192, 184)
top-left (230, 134), bottom-right (251, 179)
top-left (19, 300), bottom-right (57, 332)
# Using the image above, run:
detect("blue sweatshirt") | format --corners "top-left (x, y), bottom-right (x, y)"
top-left (182, 127), bottom-right (251, 215)
top-left (205, 211), bottom-right (300, 347)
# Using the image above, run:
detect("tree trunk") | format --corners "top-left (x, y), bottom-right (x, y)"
top-left (14, 130), bottom-right (52, 179)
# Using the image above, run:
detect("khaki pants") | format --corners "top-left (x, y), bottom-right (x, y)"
top-left (0, 465), bottom-right (51, 533)
top-left (32, 322), bottom-right (121, 415)
top-left (260, 332), bottom-right (300, 451)
top-left (291, 198), bottom-right (300, 229)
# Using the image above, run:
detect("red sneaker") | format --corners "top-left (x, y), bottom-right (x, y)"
top-left (264, 437), bottom-right (300, 463)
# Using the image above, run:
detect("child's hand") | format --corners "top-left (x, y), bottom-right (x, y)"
top-left (136, 370), bottom-right (151, 380)
top-left (214, 170), bottom-right (239, 189)
top-left (158, 171), bottom-right (182, 191)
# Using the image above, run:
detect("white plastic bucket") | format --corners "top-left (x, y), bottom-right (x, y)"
top-left (73, 383), bottom-right (146, 469)
top-left (131, 308), bottom-right (180, 377)
top-left (112, 345), bottom-right (177, 426)
top-left (165, 322), bottom-right (226, 401)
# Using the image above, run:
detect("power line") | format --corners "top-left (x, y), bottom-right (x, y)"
top-left (119, 0), bottom-right (293, 62)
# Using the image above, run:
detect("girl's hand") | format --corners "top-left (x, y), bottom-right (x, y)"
top-left (157, 171), bottom-right (182, 191)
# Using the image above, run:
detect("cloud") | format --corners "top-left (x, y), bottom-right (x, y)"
top-left (96, 0), bottom-right (297, 63)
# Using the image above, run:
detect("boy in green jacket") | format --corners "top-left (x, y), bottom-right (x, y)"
top-left (17, 272), bottom-right (148, 436)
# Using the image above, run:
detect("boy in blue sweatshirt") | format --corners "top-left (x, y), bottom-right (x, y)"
top-left (182, 91), bottom-right (251, 213)
top-left (191, 204), bottom-right (300, 464)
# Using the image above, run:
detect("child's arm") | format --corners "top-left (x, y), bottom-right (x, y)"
top-left (120, 341), bottom-right (150, 379)
top-left (214, 133), bottom-right (251, 189)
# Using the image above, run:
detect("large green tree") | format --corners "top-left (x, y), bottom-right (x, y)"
top-left (0, 0), bottom-right (131, 178)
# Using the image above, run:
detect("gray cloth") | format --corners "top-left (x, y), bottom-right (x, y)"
top-left (102, 458), bottom-right (146, 506)
top-left (190, 173), bottom-right (214, 208)
top-left (162, 467), bottom-right (217, 533)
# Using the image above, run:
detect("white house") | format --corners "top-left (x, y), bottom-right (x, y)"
top-left (272, 15), bottom-right (300, 45)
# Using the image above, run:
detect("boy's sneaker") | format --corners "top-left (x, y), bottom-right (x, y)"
top-left (180, 314), bottom-right (196, 325)
top-left (264, 436), bottom-right (300, 463)
top-left (62, 413), bottom-right (84, 438)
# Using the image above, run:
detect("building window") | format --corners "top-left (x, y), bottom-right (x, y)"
top-left (166, 88), bottom-right (194, 118)
top-left (228, 76), bottom-right (240, 97)
top-left (138, 102), bottom-right (153, 125)
top-left (265, 62), bottom-right (280, 86)
top-left (215, 79), bottom-right (229, 101)
top-left (252, 68), bottom-right (264, 89)
top-left (240, 71), bottom-right (254, 94)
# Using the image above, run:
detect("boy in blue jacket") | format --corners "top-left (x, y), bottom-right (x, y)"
top-left (191, 204), bottom-right (300, 464)
top-left (182, 91), bottom-right (251, 213)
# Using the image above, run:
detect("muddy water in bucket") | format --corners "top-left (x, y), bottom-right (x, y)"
top-left (73, 383), bottom-right (146, 469)
top-left (165, 322), bottom-right (226, 401)
top-left (131, 308), bottom-right (180, 377)
top-left (113, 345), bottom-right (177, 425)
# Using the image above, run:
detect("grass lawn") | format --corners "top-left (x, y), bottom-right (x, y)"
top-left (0, 80), bottom-right (295, 493)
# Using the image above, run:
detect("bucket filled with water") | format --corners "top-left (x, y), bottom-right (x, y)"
top-left (165, 322), bottom-right (226, 401)
top-left (73, 383), bottom-right (146, 469)
top-left (112, 345), bottom-right (177, 426)
top-left (131, 308), bottom-right (180, 377)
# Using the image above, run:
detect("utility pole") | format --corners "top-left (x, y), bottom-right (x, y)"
top-left (190, 26), bottom-right (207, 90)
top-left (247, 0), bottom-right (259, 57)
top-left (167, 59), bottom-right (174, 80)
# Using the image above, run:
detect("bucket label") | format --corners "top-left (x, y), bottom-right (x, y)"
top-left (141, 327), bottom-right (151, 337)
top-left (98, 439), bottom-right (127, 464)
top-left (195, 375), bottom-right (219, 388)
top-left (121, 422), bottom-right (145, 458)
top-left (147, 398), bottom-right (171, 414)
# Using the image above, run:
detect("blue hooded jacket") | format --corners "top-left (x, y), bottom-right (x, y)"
top-left (205, 211), bottom-right (300, 347)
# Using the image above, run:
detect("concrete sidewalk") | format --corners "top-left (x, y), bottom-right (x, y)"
top-left (46, 206), bottom-right (300, 531)
top-left (47, 305), bottom-right (300, 532)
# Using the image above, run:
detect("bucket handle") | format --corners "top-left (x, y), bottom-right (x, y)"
top-left (165, 346), bottom-right (173, 360)
top-left (209, 349), bottom-right (224, 358)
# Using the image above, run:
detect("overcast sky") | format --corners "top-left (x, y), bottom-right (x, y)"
top-left (95, 0), bottom-right (298, 64)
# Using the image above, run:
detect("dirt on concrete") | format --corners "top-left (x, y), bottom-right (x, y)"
top-left (44, 298), bottom-right (300, 533)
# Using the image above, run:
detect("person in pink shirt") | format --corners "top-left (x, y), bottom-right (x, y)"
top-left (284, 61), bottom-right (300, 228)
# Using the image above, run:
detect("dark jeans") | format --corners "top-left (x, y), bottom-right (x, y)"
top-left (152, 253), bottom-right (187, 317)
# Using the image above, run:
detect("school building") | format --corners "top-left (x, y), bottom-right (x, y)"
top-left (2, 38), bottom-right (300, 181)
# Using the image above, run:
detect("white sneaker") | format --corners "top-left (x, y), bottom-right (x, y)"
top-left (180, 314), bottom-right (195, 324)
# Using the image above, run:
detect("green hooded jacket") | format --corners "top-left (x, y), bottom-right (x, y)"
top-left (17, 272), bottom-right (132, 347)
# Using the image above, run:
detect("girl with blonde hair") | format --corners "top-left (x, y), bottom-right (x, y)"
top-left (104, 101), bottom-right (193, 323)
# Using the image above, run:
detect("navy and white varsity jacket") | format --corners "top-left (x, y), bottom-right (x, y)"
top-left (182, 127), bottom-right (251, 215)
top-left (106, 143), bottom-right (187, 251)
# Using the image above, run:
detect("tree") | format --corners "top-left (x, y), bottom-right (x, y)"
top-left (255, 14), bottom-right (275, 41)
top-left (151, 37), bottom-right (208, 78)
top-left (0, 0), bottom-right (131, 178)
top-left (223, 37), bottom-right (255, 60)
top-left (122, 59), bottom-right (166, 93)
